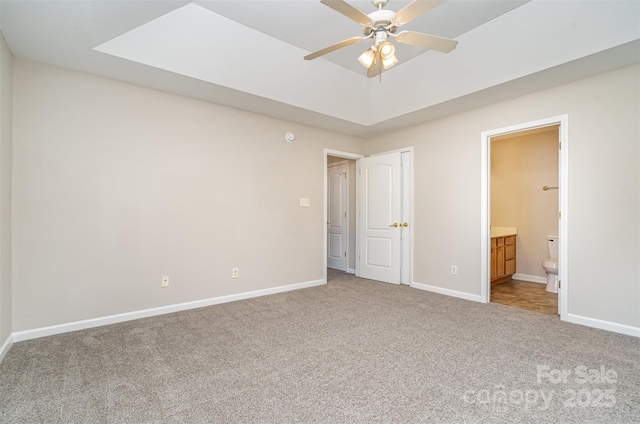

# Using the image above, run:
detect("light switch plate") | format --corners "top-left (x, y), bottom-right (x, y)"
top-left (299, 198), bottom-right (311, 207)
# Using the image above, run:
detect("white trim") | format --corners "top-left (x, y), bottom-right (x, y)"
top-left (0, 334), bottom-right (13, 363)
top-left (411, 282), bottom-right (483, 303)
top-left (324, 150), bottom-right (363, 161)
top-left (567, 314), bottom-right (640, 338)
top-left (346, 267), bottom-right (356, 274)
top-left (327, 161), bottom-right (349, 272)
top-left (12, 279), bottom-right (325, 343)
top-left (401, 149), bottom-right (414, 286)
top-left (370, 147), bottom-right (412, 156)
top-left (480, 127), bottom-right (490, 304)
top-left (324, 149), bottom-right (364, 283)
top-left (355, 159), bottom-right (360, 277)
top-left (480, 115), bottom-right (569, 320)
top-left (557, 117), bottom-right (569, 321)
top-left (512, 273), bottom-right (547, 284)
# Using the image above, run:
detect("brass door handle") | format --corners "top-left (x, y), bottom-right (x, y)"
top-left (390, 223), bottom-right (399, 228)
top-left (402, 222), bottom-right (409, 227)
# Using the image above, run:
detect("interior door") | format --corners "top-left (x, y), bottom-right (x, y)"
top-left (358, 153), bottom-right (401, 284)
top-left (327, 163), bottom-right (347, 271)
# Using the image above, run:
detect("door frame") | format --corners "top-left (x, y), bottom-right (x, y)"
top-left (324, 149), bottom-right (364, 283)
top-left (480, 115), bottom-right (569, 320)
top-left (327, 161), bottom-right (349, 271)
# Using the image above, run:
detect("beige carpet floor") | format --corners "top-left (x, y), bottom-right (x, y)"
top-left (1, 269), bottom-right (639, 423)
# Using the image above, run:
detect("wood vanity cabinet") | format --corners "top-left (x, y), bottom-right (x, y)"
top-left (491, 235), bottom-right (516, 285)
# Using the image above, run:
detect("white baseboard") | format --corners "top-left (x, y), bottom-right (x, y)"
top-left (567, 313), bottom-right (640, 338)
top-left (346, 268), bottom-right (356, 275)
top-left (411, 282), bottom-right (483, 303)
top-left (513, 273), bottom-right (547, 284)
top-left (0, 333), bottom-right (13, 363)
top-left (12, 279), bottom-right (326, 343)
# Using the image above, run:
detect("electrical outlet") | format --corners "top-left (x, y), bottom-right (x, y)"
top-left (232, 268), bottom-right (239, 279)
top-left (162, 276), bottom-right (169, 287)
top-left (451, 266), bottom-right (457, 275)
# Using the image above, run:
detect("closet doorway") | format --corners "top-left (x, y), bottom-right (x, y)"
top-left (324, 148), bottom-right (413, 286)
top-left (324, 150), bottom-right (362, 283)
top-left (327, 159), bottom-right (351, 272)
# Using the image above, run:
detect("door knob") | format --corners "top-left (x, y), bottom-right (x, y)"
top-left (389, 223), bottom-right (399, 227)
top-left (402, 222), bottom-right (409, 227)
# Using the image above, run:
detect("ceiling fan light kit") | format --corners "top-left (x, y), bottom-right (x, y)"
top-left (358, 48), bottom-right (376, 68)
top-left (379, 41), bottom-right (395, 59)
top-left (382, 54), bottom-right (398, 69)
top-left (304, 0), bottom-right (459, 79)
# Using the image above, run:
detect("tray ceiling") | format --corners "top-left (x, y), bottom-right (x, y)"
top-left (1, 0), bottom-right (639, 136)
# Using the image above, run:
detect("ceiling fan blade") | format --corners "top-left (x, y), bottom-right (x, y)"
top-left (393, 0), bottom-right (446, 26)
top-left (366, 53), bottom-right (383, 78)
top-left (304, 36), bottom-right (366, 60)
top-left (396, 30), bottom-right (458, 53)
top-left (321, 0), bottom-right (373, 26)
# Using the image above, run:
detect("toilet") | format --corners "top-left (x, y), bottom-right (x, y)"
top-left (542, 235), bottom-right (558, 293)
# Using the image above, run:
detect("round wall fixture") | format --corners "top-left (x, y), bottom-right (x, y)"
top-left (285, 132), bottom-right (295, 143)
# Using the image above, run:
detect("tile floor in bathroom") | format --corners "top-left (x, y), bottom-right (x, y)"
top-left (491, 279), bottom-right (559, 316)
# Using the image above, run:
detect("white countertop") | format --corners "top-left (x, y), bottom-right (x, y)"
top-left (491, 227), bottom-right (518, 238)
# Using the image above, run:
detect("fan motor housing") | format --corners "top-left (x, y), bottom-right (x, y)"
top-left (364, 9), bottom-right (397, 36)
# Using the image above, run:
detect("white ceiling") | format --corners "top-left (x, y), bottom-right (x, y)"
top-left (1, 0), bottom-right (639, 137)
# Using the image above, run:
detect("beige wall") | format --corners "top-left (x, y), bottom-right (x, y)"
top-left (491, 129), bottom-right (559, 278)
top-left (12, 59), bottom-right (365, 332)
top-left (6, 58), bottom-right (640, 335)
top-left (366, 64), bottom-right (640, 328)
top-left (0, 32), bottom-right (12, 347)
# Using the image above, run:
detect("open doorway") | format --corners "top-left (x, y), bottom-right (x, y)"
top-left (324, 150), bottom-right (363, 284)
top-left (489, 126), bottom-right (559, 316)
top-left (327, 156), bottom-right (357, 274)
top-left (480, 115), bottom-right (569, 321)
top-left (323, 148), bottom-right (413, 286)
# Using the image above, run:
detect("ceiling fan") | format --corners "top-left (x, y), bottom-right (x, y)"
top-left (304, 0), bottom-right (458, 78)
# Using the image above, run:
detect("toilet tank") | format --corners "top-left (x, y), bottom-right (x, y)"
top-left (547, 235), bottom-right (558, 258)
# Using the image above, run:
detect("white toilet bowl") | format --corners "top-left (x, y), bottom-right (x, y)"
top-left (542, 257), bottom-right (558, 293)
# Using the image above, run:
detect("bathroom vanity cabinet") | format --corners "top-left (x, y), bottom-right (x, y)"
top-left (491, 235), bottom-right (516, 285)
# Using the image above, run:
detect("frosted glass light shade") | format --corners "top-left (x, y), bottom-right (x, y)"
top-left (379, 41), bottom-right (395, 59)
top-left (382, 55), bottom-right (398, 69)
top-left (358, 48), bottom-right (376, 68)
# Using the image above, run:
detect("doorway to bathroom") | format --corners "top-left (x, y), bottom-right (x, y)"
top-left (480, 115), bottom-right (568, 320)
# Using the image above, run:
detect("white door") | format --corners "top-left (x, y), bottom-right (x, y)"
top-left (327, 163), bottom-right (348, 271)
top-left (358, 153), bottom-right (402, 284)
